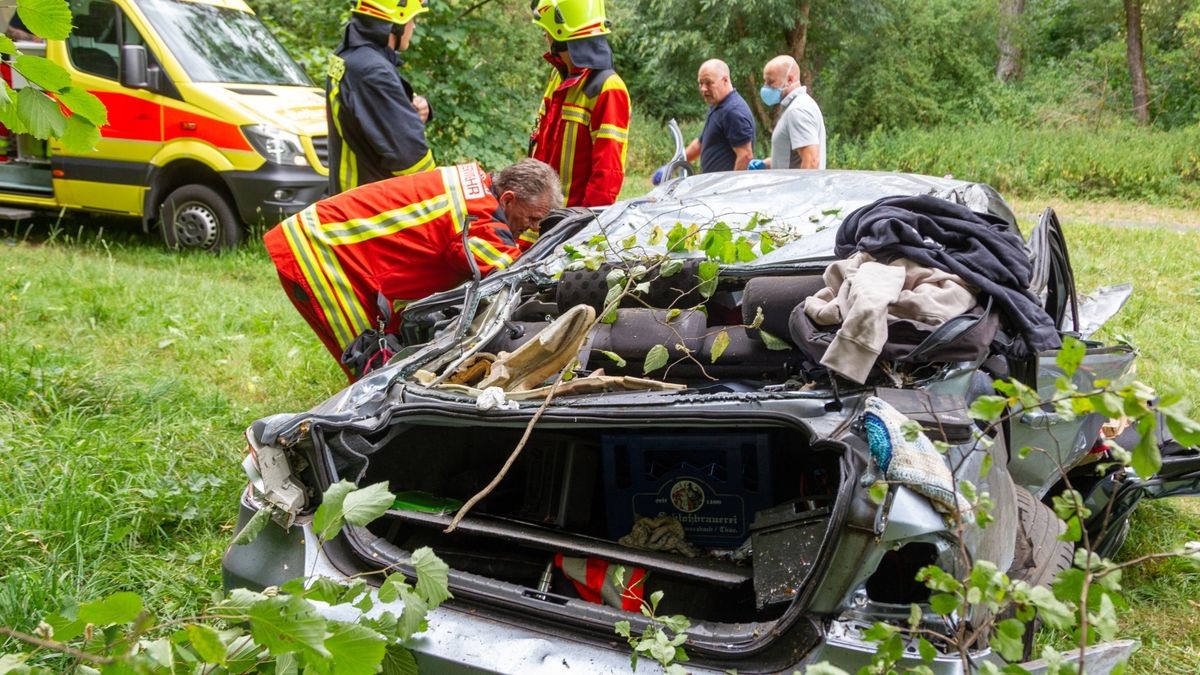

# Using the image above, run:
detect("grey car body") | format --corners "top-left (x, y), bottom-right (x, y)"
top-left (223, 171), bottom-right (1199, 673)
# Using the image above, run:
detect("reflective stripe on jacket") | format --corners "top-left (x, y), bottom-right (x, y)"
top-left (530, 62), bottom-right (630, 207)
top-left (264, 163), bottom-right (520, 354)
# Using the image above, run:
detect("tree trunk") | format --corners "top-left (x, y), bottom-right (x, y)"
top-left (995, 0), bottom-right (1025, 82)
top-left (1124, 0), bottom-right (1150, 125)
top-left (786, 0), bottom-right (813, 84)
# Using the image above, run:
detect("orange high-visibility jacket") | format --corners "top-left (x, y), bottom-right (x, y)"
top-left (264, 163), bottom-right (523, 363)
top-left (531, 60), bottom-right (630, 207)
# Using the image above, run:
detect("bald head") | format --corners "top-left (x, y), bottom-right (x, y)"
top-left (762, 55), bottom-right (800, 93)
top-left (697, 59), bottom-right (733, 106)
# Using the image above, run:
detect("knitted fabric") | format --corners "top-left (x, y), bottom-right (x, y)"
top-left (863, 396), bottom-right (971, 515)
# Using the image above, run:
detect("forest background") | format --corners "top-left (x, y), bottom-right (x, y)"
top-left (250, 0), bottom-right (1200, 206)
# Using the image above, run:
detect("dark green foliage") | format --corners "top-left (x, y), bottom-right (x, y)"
top-left (250, 0), bottom-right (546, 170)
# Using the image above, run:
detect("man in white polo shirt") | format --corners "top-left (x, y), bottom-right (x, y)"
top-left (757, 54), bottom-right (826, 170)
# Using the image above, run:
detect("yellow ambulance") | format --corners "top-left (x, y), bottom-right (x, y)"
top-left (0, 0), bottom-right (329, 251)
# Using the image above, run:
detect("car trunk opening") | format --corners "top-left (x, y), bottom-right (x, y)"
top-left (317, 414), bottom-right (852, 655)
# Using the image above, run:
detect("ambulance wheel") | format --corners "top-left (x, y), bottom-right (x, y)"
top-left (160, 184), bottom-right (242, 252)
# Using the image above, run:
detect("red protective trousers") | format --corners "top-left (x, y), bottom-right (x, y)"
top-left (264, 163), bottom-right (524, 376)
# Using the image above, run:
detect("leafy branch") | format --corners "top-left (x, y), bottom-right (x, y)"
top-left (0, 0), bottom-right (108, 151)
top-left (0, 482), bottom-right (450, 674)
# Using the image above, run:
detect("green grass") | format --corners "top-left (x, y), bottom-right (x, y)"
top-left (0, 212), bottom-right (1197, 670)
top-left (836, 123), bottom-right (1200, 208)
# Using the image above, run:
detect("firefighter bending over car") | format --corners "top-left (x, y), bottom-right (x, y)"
top-left (327, 0), bottom-right (435, 194)
top-left (529, 0), bottom-right (630, 207)
top-left (264, 159), bottom-right (561, 379)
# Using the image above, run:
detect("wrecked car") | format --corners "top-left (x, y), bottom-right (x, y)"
top-left (223, 170), bottom-right (1200, 673)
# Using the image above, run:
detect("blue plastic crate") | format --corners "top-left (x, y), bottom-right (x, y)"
top-left (601, 432), bottom-right (773, 548)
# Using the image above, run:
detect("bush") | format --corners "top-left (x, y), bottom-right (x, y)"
top-left (835, 122), bottom-right (1200, 205)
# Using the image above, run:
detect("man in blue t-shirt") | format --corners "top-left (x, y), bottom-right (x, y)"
top-left (685, 59), bottom-right (755, 173)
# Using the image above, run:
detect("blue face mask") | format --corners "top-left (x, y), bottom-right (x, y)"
top-left (760, 85), bottom-right (782, 107)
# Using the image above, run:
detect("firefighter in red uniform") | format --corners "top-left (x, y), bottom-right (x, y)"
top-left (264, 159), bottom-right (561, 378)
top-left (529, 0), bottom-right (630, 208)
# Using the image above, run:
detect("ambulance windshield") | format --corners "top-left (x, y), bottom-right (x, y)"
top-left (140, 0), bottom-right (312, 86)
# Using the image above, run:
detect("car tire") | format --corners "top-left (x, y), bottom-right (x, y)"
top-left (1005, 486), bottom-right (1073, 660)
top-left (160, 184), bottom-right (242, 252)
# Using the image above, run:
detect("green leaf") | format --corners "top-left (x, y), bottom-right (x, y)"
top-left (1162, 401), bottom-right (1200, 447)
top-left (16, 0), bottom-right (73, 40)
top-left (614, 620), bottom-right (631, 638)
top-left (395, 588), bottom-right (429, 641)
top-left (734, 238), bottom-right (756, 262)
top-left (992, 618), bottom-right (1026, 662)
top-left (659, 614), bottom-right (690, 634)
top-left (660, 258), bottom-right (683, 278)
top-left (867, 481), bottom-right (889, 504)
top-left (78, 591), bottom-right (144, 625)
top-left (917, 565), bottom-right (963, 593)
top-left (232, 506), bottom-right (274, 546)
top-left (664, 308), bottom-right (681, 322)
top-left (929, 592), bottom-right (959, 615)
top-left (862, 621), bottom-right (898, 642)
top-left (16, 87), bottom-right (68, 139)
top-left (13, 54), bottom-right (71, 91)
top-left (381, 644), bottom-right (419, 675)
top-left (294, 577), bottom-right (346, 604)
top-left (411, 546), bottom-right (452, 609)
top-left (1131, 414), bottom-right (1162, 478)
top-left (621, 234), bottom-right (637, 250)
top-left (1089, 593), bottom-right (1118, 642)
top-left (710, 330), bottom-right (730, 363)
top-left (57, 87), bottom-right (109, 126)
top-left (748, 306), bottom-right (764, 329)
top-left (643, 344), bottom-right (669, 373)
top-left (44, 612), bottom-right (86, 642)
top-left (1027, 585), bottom-right (1074, 630)
top-left (324, 621), bottom-right (386, 675)
top-left (648, 225), bottom-right (665, 246)
top-left (0, 35), bottom-right (15, 55)
top-left (185, 624), bottom-right (227, 666)
top-left (979, 452), bottom-right (995, 480)
top-left (143, 636), bottom-right (175, 670)
top-left (918, 637), bottom-right (937, 663)
top-left (247, 595), bottom-right (330, 660)
top-left (696, 261), bottom-right (719, 298)
top-left (969, 395), bottom-right (1008, 422)
top-left (1058, 515), bottom-right (1082, 542)
top-left (313, 480), bottom-right (357, 541)
top-left (342, 481), bottom-right (395, 527)
top-left (1055, 336), bottom-right (1085, 378)
top-left (759, 231), bottom-right (776, 254)
top-left (758, 330), bottom-right (791, 351)
top-left (600, 350), bottom-right (627, 368)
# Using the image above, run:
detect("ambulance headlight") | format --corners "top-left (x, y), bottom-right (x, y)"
top-left (243, 125), bottom-right (308, 166)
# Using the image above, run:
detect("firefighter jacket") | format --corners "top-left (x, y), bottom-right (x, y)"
top-left (530, 53), bottom-right (630, 207)
top-left (263, 163), bottom-right (523, 363)
top-left (326, 15), bottom-right (435, 195)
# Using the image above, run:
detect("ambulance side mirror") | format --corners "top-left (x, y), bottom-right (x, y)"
top-left (120, 45), bottom-right (150, 89)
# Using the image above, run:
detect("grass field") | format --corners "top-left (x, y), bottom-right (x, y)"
top-left (1, 203), bottom-right (1197, 672)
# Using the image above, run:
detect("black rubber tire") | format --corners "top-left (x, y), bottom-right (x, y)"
top-left (160, 184), bottom-right (242, 252)
top-left (1009, 486), bottom-right (1073, 587)
top-left (1005, 486), bottom-right (1073, 660)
